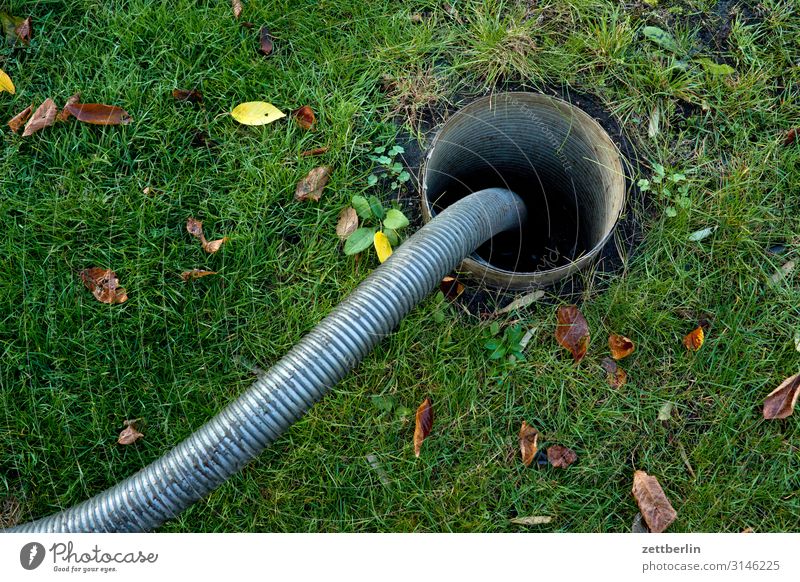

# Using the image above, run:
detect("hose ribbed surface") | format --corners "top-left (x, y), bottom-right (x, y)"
top-left (7, 188), bottom-right (526, 533)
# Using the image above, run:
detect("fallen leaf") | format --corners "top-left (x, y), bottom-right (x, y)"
top-left (295, 166), bottom-right (331, 202)
top-left (440, 276), bottom-right (464, 300)
top-left (259, 26), bottom-right (273, 56)
top-left (519, 421), bottom-right (539, 467)
top-left (118, 419), bottom-right (143, 445)
top-left (22, 99), bottom-right (57, 137)
top-left (762, 373), bottom-right (800, 420)
top-left (65, 103), bottom-right (132, 126)
top-left (374, 231), bottom-right (392, 263)
top-left (555, 305), bottom-right (590, 363)
top-left (609, 334), bottom-right (635, 360)
top-left (181, 269), bottom-right (218, 281)
top-left (15, 16), bottom-right (31, 43)
top-left (172, 88), bottom-right (203, 104)
top-left (547, 445), bottom-right (577, 468)
top-left (293, 105), bottom-right (315, 130)
top-left (230, 101), bottom-right (285, 125)
top-left (186, 217), bottom-right (228, 254)
top-left (336, 207), bottom-right (358, 241)
top-left (203, 238), bottom-right (228, 254)
top-left (232, 0), bottom-right (243, 19)
top-left (241, 21), bottom-right (254, 29)
top-left (413, 397), bottom-right (433, 457)
top-left (510, 516), bottom-right (552, 526)
top-left (688, 226), bottom-right (715, 242)
top-left (683, 326), bottom-right (704, 351)
top-left (410, 13), bottom-right (423, 24)
top-left (785, 128), bottom-right (798, 146)
top-left (79, 267), bottom-right (128, 304)
top-left (7, 104), bottom-right (32, 133)
top-left (0, 68), bottom-right (14, 93)
top-left (1, 12), bottom-right (29, 46)
top-left (600, 357), bottom-right (627, 387)
top-left (56, 93), bottom-right (81, 122)
top-left (658, 402), bottom-right (674, 421)
top-left (496, 290), bottom-right (545, 315)
top-left (632, 470), bottom-right (677, 533)
top-left (647, 104), bottom-right (660, 138)
top-left (770, 260), bottom-right (795, 284)
top-left (301, 146), bottom-right (330, 157)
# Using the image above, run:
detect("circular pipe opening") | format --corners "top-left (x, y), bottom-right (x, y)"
top-left (422, 92), bottom-right (626, 289)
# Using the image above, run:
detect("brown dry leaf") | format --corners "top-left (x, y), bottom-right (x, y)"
top-left (14, 16), bottom-right (31, 44)
top-left (259, 26), bottom-right (273, 56)
top-left (172, 89), bottom-right (203, 104)
top-left (79, 267), bottom-right (128, 304)
top-left (762, 373), bottom-right (800, 420)
top-left (56, 93), bottom-right (82, 122)
top-left (118, 419), bottom-right (143, 445)
top-left (510, 516), bottom-right (552, 526)
top-left (600, 357), bottom-right (627, 387)
top-left (181, 269), bottom-right (218, 282)
top-left (413, 397), bottom-right (433, 457)
top-left (518, 421), bottom-right (539, 467)
top-left (8, 104), bottom-right (32, 133)
top-left (547, 444), bottom-right (577, 468)
top-left (609, 334), bottom-right (635, 360)
top-left (65, 103), bottom-right (132, 126)
top-left (202, 237), bottom-right (228, 254)
top-left (187, 217), bottom-right (204, 240)
top-left (295, 166), bottom-right (331, 202)
top-left (301, 146), bottom-right (329, 157)
top-left (785, 128), bottom-right (798, 146)
top-left (555, 305), bottom-right (590, 363)
top-left (632, 470), bottom-right (677, 533)
top-left (683, 326), bottom-right (705, 351)
top-left (440, 276), bottom-right (464, 300)
top-left (336, 207), bottom-right (358, 241)
top-left (22, 98), bottom-right (57, 137)
top-left (293, 105), bottom-right (315, 130)
top-left (232, 0), bottom-right (243, 19)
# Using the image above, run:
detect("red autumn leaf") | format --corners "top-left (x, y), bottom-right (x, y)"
top-left (519, 421), bottom-right (539, 467)
top-left (632, 470), bottom-right (677, 533)
top-left (22, 98), bottom-right (57, 137)
top-left (8, 104), bottom-right (32, 133)
top-left (172, 89), bottom-right (203, 104)
top-left (547, 444), bottom-right (577, 468)
top-left (181, 269), bottom-right (218, 282)
top-left (555, 305), bottom-right (590, 363)
top-left (293, 105), bottom-right (315, 130)
top-left (609, 334), bottom-right (635, 360)
top-left (12, 16), bottom-right (31, 44)
top-left (762, 373), bottom-right (800, 420)
top-left (295, 166), bottom-right (331, 202)
top-left (683, 326), bottom-right (704, 351)
top-left (259, 26), bottom-right (273, 56)
top-left (301, 146), bottom-right (330, 157)
top-left (118, 419), bottom-right (143, 445)
top-left (440, 276), bottom-right (464, 300)
top-left (56, 93), bottom-right (82, 122)
top-left (413, 397), bottom-right (433, 457)
top-left (65, 103), bottom-right (132, 126)
top-left (600, 357), bottom-right (627, 387)
top-left (79, 267), bottom-right (128, 304)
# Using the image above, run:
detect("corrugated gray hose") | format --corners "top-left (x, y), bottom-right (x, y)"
top-left (8, 187), bottom-right (526, 533)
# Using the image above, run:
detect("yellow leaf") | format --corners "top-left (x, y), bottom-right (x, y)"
top-left (374, 231), bottom-right (392, 263)
top-left (0, 69), bottom-right (15, 94)
top-left (230, 101), bottom-right (285, 125)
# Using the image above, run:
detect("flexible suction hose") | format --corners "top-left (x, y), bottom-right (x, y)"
top-left (7, 188), bottom-right (526, 533)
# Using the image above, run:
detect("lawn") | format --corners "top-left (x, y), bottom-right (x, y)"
top-left (1, 0), bottom-right (799, 532)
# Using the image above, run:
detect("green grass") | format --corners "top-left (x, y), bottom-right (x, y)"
top-left (1, 0), bottom-right (799, 532)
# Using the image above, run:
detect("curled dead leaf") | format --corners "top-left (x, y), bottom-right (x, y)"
top-left (172, 89), bottom-right (203, 104)
top-left (295, 166), bottom-right (331, 202)
top-left (118, 419), bottom-right (143, 445)
top-left (440, 276), bottom-right (464, 300)
top-left (293, 105), bottom-right (315, 130)
top-left (336, 207), bottom-right (359, 241)
top-left (202, 237), bottom-right (228, 254)
top-left (683, 326), bottom-right (704, 351)
top-left (413, 397), bottom-right (433, 457)
top-left (519, 421), bottom-right (539, 467)
top-left (79, 268), bottom-right (128, 304)
top-left (65, 102), bottom-right (132, 126)
top-left (600, 357), bottom-right (627, 387)
top-left (22, 98), bottom-right (57, 137)
top-left (555, 305), bottom-right (590, 363)
top-left (632, 470), bottom-right (677, 533)
top-left (186, 217), bottom-right (228, 254)
top-left (8, 104), bottom-right (32, 133)
top-left (231, 0), bottom-right (243, 19)
top-left (301, 146), bottom-right (330, 157)
top-left (762, 373), bottom-right (800, 420)
top-left (609, 334), bottom-right (635, 360)
top-left (547, 444), bottom-right (577, 468)
top-left (181, 269), bottom-right (218, 282)
top-left (56, 93), bottom-right (82, 122)
top-left (259, 26), bottom-right (273, 56)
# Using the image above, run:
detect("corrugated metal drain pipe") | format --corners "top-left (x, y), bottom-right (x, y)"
top-left (7, 187), bottom-right (526, 533)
